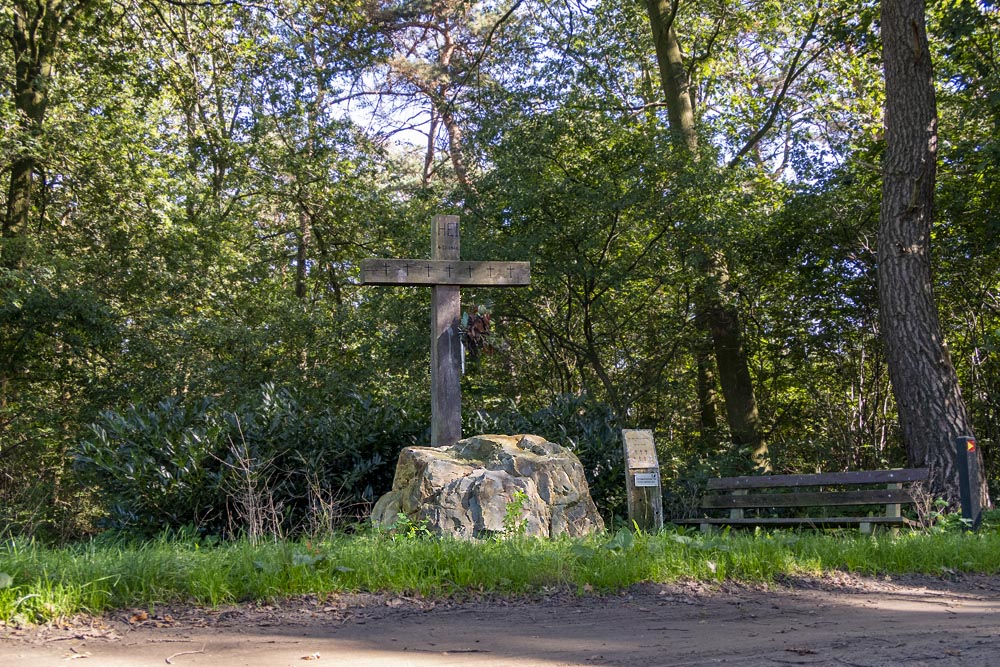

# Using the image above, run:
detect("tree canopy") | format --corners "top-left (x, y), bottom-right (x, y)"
top-left (1, 0), bottom-right (997, 538)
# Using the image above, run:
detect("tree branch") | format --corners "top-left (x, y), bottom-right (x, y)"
top-left (448, 0), bottom-right (524, 107)
top-left (726, 11), bottom-right (825, 170)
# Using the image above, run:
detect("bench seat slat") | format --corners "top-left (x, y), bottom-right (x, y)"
top-left (706, 468), bottom-right (928, 490)
top-left (675, 516), bottom-right (910, 526)
top-left (701, 489), bottom-right (914, 509)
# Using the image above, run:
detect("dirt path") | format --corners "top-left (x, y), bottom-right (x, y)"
top-left (3, 574), bottom-right (999, 666)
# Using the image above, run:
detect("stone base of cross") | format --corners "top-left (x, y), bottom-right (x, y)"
top-left (361, 215), bottom-right (531, 445)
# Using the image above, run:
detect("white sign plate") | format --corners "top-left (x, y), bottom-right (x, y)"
top-left (634, 472), bottom-right (660, 488)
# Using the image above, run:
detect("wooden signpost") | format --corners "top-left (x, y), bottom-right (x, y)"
top-left (956, 435), bottom-right (983, 531)
top-left (622, 429), bottom-right (663, 532)
top-left (360, 215), bottom-right (530, 446)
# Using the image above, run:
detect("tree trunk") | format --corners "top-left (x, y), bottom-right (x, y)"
top-left (879, 0), bottom-right (989, 507)
top-left (440, 104), bottom-right (476, 195)
top-left (3, 1), bottom-right (56, 269)
top-left (696, 354), bottom-right (719, 434)
top-left (295, 209), bottom-right (310, 300)
top-left (423, 107), bottom-right (439, 186)
top-left (3, 1), bottom-right (93, 269)
top-left (434, 22), bottom-right (477, 197)
top-left (699, 253), bottom-right (765, 463)
top-left (2, 1), bottom-right (91, 414)
top-left (3, 156), bottom-right (36, 269)
top-left (643, 0), bottom-right (697, 155)
top-left (643, 0), bottom-right (766, 466)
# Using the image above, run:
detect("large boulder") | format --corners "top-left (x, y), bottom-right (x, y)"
top-left (371, 434), bottom-right (605, 539)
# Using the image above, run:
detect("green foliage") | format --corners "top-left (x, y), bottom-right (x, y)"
top-left (74, 384), bottom-right (427, 537)
top-left (502, 490), bottom-right (529, 536)
top-left (75, 397), bottom-right (227, 533)
top-left (0, 267), bottom-right (120, 540)
top-left (473, 104), bottom-right (693, 426)
top-left (383, 512), bottom-right (434, 541)
top-left (930, 1), bottom-right (1000, 489)
top-left (1, 0), bottom-right (999, 541)
top-left (602, 527), bottom-right (636, 553)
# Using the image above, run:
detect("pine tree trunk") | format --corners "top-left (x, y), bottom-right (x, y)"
top-left (879, 0), bottom-right (989, 507)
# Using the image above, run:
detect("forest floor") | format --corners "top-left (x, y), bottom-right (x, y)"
top-left (2, 572), bottom-right (998, 666)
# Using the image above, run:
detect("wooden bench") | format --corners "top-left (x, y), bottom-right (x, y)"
top-left (677, 468), bottom-right (930, 534)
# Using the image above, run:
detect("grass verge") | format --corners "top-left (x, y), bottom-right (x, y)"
top-left (2, 525), bottom-right (1000, 625)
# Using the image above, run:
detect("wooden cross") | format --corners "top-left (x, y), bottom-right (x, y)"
top-left (360, 215), bottom-right (531, 446)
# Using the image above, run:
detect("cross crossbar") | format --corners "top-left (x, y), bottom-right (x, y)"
top-left (360, 259), bottom-right (530, 286)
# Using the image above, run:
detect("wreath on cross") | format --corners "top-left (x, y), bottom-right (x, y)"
top-left (459, 303), bottom-right (493, 362)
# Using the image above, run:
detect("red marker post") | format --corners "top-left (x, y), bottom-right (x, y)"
top-left (955, 436), bottom-right (982, 531)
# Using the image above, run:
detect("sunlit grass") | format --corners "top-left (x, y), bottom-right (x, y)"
top-left (2, 523), bottom-right (1000, 625)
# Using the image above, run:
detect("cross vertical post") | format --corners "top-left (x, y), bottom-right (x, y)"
top-left (431, 215), bottom-right (462, 446)
top-left (360, 215), bottom-right (530, 448)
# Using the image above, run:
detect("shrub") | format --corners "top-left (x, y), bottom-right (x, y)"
top-left (75, 397), bottom-right (228, 534)
top-left (74, 384), bottom-right (426, 537)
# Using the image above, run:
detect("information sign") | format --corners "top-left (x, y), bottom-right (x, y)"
top-left (634, 472), bottom-right (660, 488)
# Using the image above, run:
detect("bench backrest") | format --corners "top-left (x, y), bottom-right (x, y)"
top-left (702, 468), bottom-right (929, 511)
top-left (707, 468), bottom-right (929, 491)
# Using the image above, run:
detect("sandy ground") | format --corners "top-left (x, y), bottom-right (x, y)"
top-left (2, 573), bottom-right (999, 666)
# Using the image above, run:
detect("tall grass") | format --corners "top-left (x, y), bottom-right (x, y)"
top-left (2, 526), bottom-right (1000, 625)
